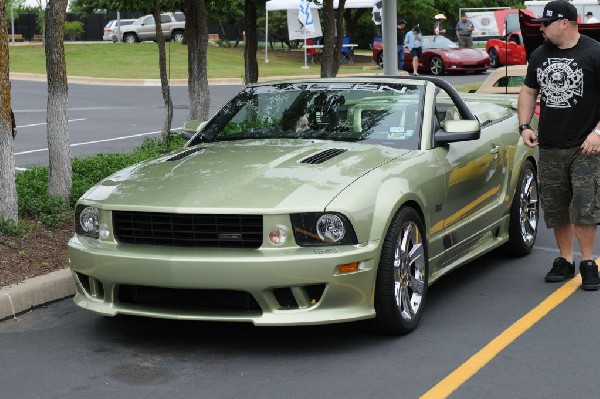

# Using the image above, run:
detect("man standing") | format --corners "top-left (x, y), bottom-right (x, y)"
top-left (585, 11), bottom-right (600, 23)
top-left (455, 13), bottom-right (474, 48)
top-left (397, 19), bottom-right (407, 71)
top-left (518, 0), bottom-right (600, 290)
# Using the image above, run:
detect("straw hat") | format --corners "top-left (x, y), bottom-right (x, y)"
top-left (434, 14), bottom-right (446, 20)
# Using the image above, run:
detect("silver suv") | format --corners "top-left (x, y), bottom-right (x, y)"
top-left (102, 19), bottom-right (137, 42)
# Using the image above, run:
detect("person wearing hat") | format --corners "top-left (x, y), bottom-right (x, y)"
top-left (585, 11), bottom-right (600, 23)
top-left (434, 14), bottom-right (446, 36)
top-left (397, 18), bottom-right (407, 70)
top-left (456, 13), bottom-right (474, 48)
top-left (518, 0), bottom-right (600, 290)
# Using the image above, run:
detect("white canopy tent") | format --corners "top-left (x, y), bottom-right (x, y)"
top-left (264, 0), bottom-right (380, 63)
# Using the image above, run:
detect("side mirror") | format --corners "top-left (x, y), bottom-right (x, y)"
top-left (435, 120), bottom-right (480, 144)
top-left (181, 120), bottom-right (207, 139)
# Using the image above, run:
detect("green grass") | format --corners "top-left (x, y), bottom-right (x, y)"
top-left (9, 42), bottom-right (380, 79)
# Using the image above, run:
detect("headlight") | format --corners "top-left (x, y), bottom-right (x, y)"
top-left (290, 212), bottom-right (358, 246)
top-left (75, 205), bottom-right (104, 238)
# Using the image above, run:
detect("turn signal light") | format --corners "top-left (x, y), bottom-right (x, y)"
top-left (338, 262), bottom-right (359, 273)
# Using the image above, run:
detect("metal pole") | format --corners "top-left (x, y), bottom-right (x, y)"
top-left (265, 9), bottom-right (269, 63)
top-left (382, 0), bottom-right (398, 76)
top-left (11, 1), bottom-right (15, 43)
top-left (116, 11), bottom-right (121, 42)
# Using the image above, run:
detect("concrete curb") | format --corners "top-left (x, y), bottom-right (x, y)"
top-left (0, 269), bottom-right (75, 321)
top-left (10, 70), bottom-right (386, 87)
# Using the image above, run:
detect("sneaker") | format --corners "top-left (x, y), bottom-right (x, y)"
top-left (580, 260), bottom-right (600, 291)
top-left (545, 257), bottom-right (575, 282)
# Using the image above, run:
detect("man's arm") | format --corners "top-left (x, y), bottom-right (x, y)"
top-left (517, 85), bottom-right (539, 148)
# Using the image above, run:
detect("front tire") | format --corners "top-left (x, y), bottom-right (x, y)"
top-left (374, 207), bottom-right (428, 335)
top-left (488, 48), bottom-right (501, 68)
top-left (429, 56), bottom-right (444, 75)
top-left (505, 159), bottom-right (538, 256)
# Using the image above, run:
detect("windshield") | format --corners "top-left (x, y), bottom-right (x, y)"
top-left (423, 36), bottom-right (459, 49)
top-left (190, 82), bottom-right (424, 150)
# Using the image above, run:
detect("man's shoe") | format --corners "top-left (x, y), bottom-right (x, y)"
top-left (545, 257), bottom-right (575, 282)
top-left (580, 260), bottom-right (600, 291)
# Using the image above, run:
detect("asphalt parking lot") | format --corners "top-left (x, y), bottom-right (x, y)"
top-left (3, 74), bottom-right (600, 398)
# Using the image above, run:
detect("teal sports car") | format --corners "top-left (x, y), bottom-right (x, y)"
top-left (68, 77), bottom-right (539, 335)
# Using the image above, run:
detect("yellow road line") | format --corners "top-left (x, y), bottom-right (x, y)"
top-left (420, 275), bottom-right (582, 399)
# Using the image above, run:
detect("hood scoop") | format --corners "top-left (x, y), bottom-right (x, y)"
top-left (301, 148), bottom-right (347, 164)
top-left (166, 147), bottom-right (204, 162)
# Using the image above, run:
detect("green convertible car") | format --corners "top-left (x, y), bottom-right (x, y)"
top-left (68, 76), bottom-right (539, 335)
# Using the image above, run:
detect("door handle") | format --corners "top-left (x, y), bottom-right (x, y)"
top-left (490, 145), bottom-right (500, 154)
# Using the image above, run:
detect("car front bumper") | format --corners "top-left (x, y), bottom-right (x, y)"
top-left (68, 236), bottom-right (381, 325)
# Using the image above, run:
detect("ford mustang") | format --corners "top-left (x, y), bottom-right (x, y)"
top-left (68, 76), bottom-right (539, 335)
top-left (372, 35), bottom-right (491, 75)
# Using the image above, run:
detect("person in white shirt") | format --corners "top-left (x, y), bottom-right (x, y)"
top-left (585, 11), bottom-right (600, 23)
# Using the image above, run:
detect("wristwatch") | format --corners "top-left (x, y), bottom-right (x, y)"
top-left (518, 124), bottom-right (532, 134)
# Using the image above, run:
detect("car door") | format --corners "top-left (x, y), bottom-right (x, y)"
top-left (431, 95), bottom-right (505, 266)
top-left (138, 15), bottom-right (155, 40)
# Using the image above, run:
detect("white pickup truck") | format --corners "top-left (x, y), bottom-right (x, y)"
top-left (121, 12), bottom-right (185, 43)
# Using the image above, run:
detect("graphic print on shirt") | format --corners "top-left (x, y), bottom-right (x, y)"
top-left (536, 58), bottom-right (584, 108)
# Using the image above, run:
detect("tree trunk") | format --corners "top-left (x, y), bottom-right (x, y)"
top-left (320, 0), bottom-right (335, 77)
top-left (0, 0), bottom-right (18, 223)
top-left (45, 0), bottom-right (71, 202)
top-left (153, 2), bottom-right (173, 140)
top-left (244, 0), bottom-right (258, 84)
top-left (186, 0), bottom-right (210, 122)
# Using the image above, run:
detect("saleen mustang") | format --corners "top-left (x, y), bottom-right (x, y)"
top-left (68, 77), bottom-right (539, 335)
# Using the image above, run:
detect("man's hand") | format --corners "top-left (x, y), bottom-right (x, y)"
top-left (581, 130), bottom-right (600, 155)
top-left (521, 129), bottom-right (538, 148)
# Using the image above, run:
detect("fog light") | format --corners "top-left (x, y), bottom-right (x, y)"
top-left (269, 227), bottom-right (287, 245)
top-left (338, 262), bottom-right (359, 273)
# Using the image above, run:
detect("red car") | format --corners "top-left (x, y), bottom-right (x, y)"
top-left (371, 35), bottom-right (491, 75)
top-left (485, 31), bottom-right (526, 68)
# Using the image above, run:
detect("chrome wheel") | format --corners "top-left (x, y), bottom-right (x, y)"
top-left (124, 34), bottom-right (136, 44)
top-left (506, 159), bottom-right (538, 256)
top-left (374, 207), bottom-right (428, 334)
top-left (519, 167), bottom-right (538, 247)
top-left (429, 56), bottom-right (444, 75)
top-left (393, 220), bottom-right (426, 322)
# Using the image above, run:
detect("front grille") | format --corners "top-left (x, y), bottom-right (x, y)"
top-left (113, 211), bottom-right (263, 248)
top-left (118, 285), bottom-right (262, 314)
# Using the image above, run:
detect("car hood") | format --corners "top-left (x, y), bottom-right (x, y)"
top-left (433, 48), bottom-right (486, 59)
top-left (82, 140), bottom-right (409, 212)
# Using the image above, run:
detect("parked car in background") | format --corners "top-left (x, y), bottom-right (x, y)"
top-left (120, 12), bottom-right (185, 43)
top-left (485, 31), bottom-right (526, 68)
top-left (372, 36), bottom-right (490, 75)
top-left (68, 76), bottom-right (539, 335)
top-left (102, 19), bottom-right (137, 42)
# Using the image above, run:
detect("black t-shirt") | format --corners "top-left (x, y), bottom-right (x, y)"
top-left (397, 29), bottom-right (405, 45)
top-left (524, 34), bottom-right (600, 148)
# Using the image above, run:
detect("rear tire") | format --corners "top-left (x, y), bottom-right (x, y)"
top-left (374, 207), bottom-right (428, 335)
top-left (505, 159), bottom-right (538, 256)
top-left (172, 30), bottom-right (184, 43)
top-left (124, 33), bottom-right (137, 43)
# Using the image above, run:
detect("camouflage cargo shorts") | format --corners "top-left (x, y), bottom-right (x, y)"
top-left (539, 147), bottom-right (600, 228)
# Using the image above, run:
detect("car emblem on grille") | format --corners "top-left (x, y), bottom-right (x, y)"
top-left (219, 233), bottom-right (242, 241)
